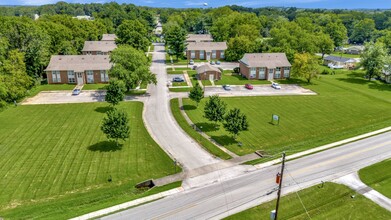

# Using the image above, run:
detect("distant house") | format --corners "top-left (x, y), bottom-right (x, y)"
top-left (186, 42), bottom-right (227, 60)
top-left (323, 55), bottom-right (357, 69)
top-left (74, 15), bottom-right (94, 20)
top-left (196, 63), bottom-right (222, 81)
top-left (101, 34), bottom-right (117, 41)
top-left (45, 55), bottom-right (112, 84)
top-left (186, 34), bottom-right (213, 43)
top-left (82, 41), bottom-right (117, 55)
top-left (239, 53), bottom-right (291, 80)
top-left (344, 45), bottom-right (364, 55)
top-left (382, 67), bottom-right (391, 83)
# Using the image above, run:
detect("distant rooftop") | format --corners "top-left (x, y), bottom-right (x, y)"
top-left (101, 34), bottom-right (117, 41)
top-left (82, 41), bottom-right (117, 52)
top-left (240, 53), bottom-right (291, 68)
top-left (45, 55), bottom-right (112, 72)
top-left (186, 34), bottom-right (213, 42)
top-left (324, 55), bottom-right (355, 63)
top-left (187, 42), bottom-right (227, 52)
top-left (196, 63), bottom-right (221, 74)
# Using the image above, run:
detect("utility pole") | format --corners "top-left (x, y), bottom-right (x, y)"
top-left (274, 152), bottom-right (286, 220)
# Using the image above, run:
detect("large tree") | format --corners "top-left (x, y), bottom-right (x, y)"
top-left (316, 33), bottom-right (334, 59)
top-left (189, 82), bottom-right (204, 107)
top-left (223, 108), bottom-right (249, 139)
top-left (325, 21), bottom-right (348, 48)
top-left (350, 18), bottom-right (376, 44)
top-left (101, 108), bottom-right (130, 147)
top-left (109, 45), bottom-right (157, 91)
top-left (116, 19), bottom-right (150, 51)
top-left (204, 95), bottom-right (227, 126)
top-left (291, 53), bottom-right (320, 83)
top-left (164, 22), bottom-right (187, 61)
top-left (225, 36), bottom-right (256, 61)
top-left (360, 42), bottom-right (387, 81)
top-left (105, 79), bottom-right (126, 106)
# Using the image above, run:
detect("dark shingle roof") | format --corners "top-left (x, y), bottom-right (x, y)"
top-left (239, 53), bottom-right (291, 68)
top-left (324, 55), bottom-right (354, 63)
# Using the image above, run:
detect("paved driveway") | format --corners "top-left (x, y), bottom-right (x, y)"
top-left (204, 84), bottom-right (316, 97)
top-left (22, 90), bottom-right (147, 105)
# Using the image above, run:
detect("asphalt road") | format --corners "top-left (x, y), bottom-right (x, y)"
top-left (142, 43), bottom-right (219, 170)
top-left (102, 131), bottom-right (391, 219)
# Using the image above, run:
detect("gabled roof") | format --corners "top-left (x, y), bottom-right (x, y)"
top-left (186, 34), bottom-right (213, 42)
top-left (239, 53), bottom-right (291, 68)
top-left (187, 42), bottom-right (227, 52)
top-left (82, 41), bottom-right (117, 53)
top-left (196, 63), bottom-right (221, 74)
top-left (324, 55), bottom-right (355, 63)
top-left (45, 55), bottom-right (112, 72)
top-left (101, 34), bottom-right (117, 41)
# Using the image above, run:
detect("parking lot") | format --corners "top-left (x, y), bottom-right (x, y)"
top-left (204, 84), bottom-right (317, 97)
top-left (22, 90), bottom-right (147, 105)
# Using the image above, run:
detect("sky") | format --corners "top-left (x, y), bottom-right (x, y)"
top-left (2, 0), bottom-right (391, 9)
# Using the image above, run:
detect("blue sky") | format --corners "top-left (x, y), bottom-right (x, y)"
top-left (2, 0), bottom-right (391, 9)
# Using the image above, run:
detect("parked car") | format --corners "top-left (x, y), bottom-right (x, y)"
top-left (210, 61), bottom-right (216, 65)
top-left (189, 59), bottom-right (194, 65)
top-left (271, 82), bottom-right (281, 89)
top-left (216, 61), bottom-right (221, 65)
top-left (245, 84), bottom-right (253, 90)
top-left (223, 84), bottom-right (231, 91)
top-left (72, 89), bottom-right (81, 95)
top-left (192, 65), bottom-right (197, 70)
top-left (173, 76), bottom-right (184, 82)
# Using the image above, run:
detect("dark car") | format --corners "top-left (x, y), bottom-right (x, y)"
top-left (173, 77), bottom-right (184, 82)
top-left (72, 89), bottom-right (81, 95)
top-left (223, 84), bottom-right (231, 91)
top-left (245, 84), bottom-right (253, 90)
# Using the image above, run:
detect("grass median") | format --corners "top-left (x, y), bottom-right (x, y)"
top-left (0, 102), bottom-right (180, 218)
top-left (170, 98), bottom-right (231, 160)
top-left (359, 159), bottom-right (391, 198)
top-left (225, 182), bottom-right (391, 219)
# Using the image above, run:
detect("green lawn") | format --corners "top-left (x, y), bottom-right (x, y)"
top-left (330, 53), bottom-right (361, 58)
top-left (83, 83), bottom-right (107, 90)
top-left (169, 88), bottom-right (192, 92)
top-left (359, 159), bottom-right (391, 198)
top-left (226, 183), bottom-right (391, 220)
top-left (0, 102), bottom-right (179, 218)
top-left (215, 71), bottom-right (271, 86)
top-left (183, 71), bottom-right (391, 156)
top-left (170, 99), bottom-right (231, 160)
top-left (172, 82), bottom-right (188, 87)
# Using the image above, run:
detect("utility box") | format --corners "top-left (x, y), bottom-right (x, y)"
top-left (270, 210), bottom-right (276, 220)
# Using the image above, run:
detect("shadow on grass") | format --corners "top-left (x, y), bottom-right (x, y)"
top-left (337, 77), bottom-right (391, 92)
top-left (195, 122), bottom-right (220, 132)
top-left (211, 135), bottom-right (237, 146)
top-left (182, 105), bottom-right (197, 110)
top-left (88, 141), bottom-right (122, 152)
top-left (95, 106), bottom-right (112, 113)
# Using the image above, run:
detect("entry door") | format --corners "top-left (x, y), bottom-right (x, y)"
top-left (206, 52), bottom-right (211, 61)
top-left (209, 74), bottom-right (214, 81)
top-left (267, 69), bottom-right (274, 81)
top-left (77, 72), bottom-right (84, 85)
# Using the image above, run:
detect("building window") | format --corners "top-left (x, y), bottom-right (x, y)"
top-left (275, 67), bottom-right (281, 78)
top-left (100, 70), bottom-right (109, 82)
top-left (220, 50), bottom-right (225, 59)
top-left (191, 50), bottom-right (195, 59)
top-left (199, 50), bottom-right (205, 59)
top-left (52, 71), bottom-right (61, 83)
top-left (284, 67), bottom-right (290, 78)
top-left (86, 70), bottom-right (94, 83)
top-left (212, 50), bottom-right (216, 59)
top-left (97, 51), bottom-right (103, 55)
top-left (67, 70), bottom-right (75, 83)
top-left (259, 68), bottom-right (265, 79)
top-left (250, 67), bottom-right (256, 79)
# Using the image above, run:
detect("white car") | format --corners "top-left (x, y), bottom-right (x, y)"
top-left (271, 82), bottom-right (281, 89)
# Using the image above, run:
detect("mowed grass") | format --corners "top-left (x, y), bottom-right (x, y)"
top-left (0, 102), bottom-right (178, 218)
top-left (183, 71), bottom-right (391, 155)
top-left (225, 183), bottom-right (391, 220)
top-left (359, 159), bottom-right (391, 198)
top-left (215, 70), bottom-right (271, 86)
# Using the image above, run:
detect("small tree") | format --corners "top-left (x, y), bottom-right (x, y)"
top-left (189, 82), bottom-right (204, 107)
top-left (101, 108), bottom-right (130, 146)
top-left (360, 42), bottom-right (387, 81)
top-left (223, 108), bottom-right (249, 139)
top-left (105, 79), bottom-right (126, 106)
top-left (291, 53), bottom-right (319, 83)
top-left (204, 95), bottom-right (227, 126)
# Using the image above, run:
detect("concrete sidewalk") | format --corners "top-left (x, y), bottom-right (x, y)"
top-left (335, 173), bottom-right (391, 211)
